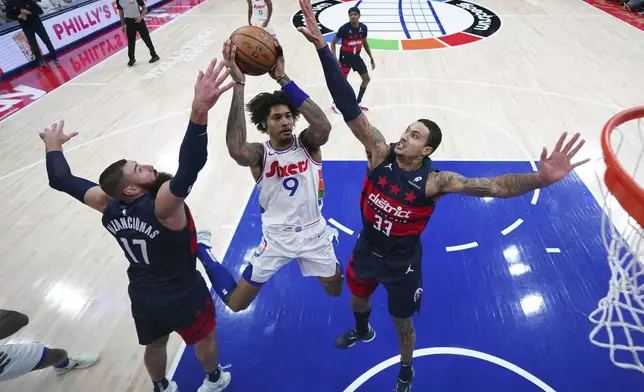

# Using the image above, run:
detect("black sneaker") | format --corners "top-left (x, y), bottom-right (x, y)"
top-left (150, 55), bottom-right (160, 63)
top-left (128, 59), bottom-right (136, 67)
top-left (394, 366), bottom-right (414, 392)
top-left (334, 324), bottom-right (376, 349)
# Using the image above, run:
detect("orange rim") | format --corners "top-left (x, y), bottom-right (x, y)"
top-left (601, 106), bottom-right (644, 227)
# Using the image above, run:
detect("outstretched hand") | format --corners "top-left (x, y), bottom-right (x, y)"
top-left (297, 0), bottom-right (327, 49)
top-left (39, 120), bottom-right (78, 150)
top-left (192, 58), bottom-right (234, 112)
top-left (222, 40), bottom-right (245, 84)
top-left (537, 132), bottom-right (590, 185)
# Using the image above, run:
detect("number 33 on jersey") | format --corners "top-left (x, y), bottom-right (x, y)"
top-left (257, 136), bottom-right (326, 228)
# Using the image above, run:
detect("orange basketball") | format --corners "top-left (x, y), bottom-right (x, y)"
top-left (230, 26), bottom-right (278, 76)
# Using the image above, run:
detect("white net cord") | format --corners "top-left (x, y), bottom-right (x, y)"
top-left (588, 116), bottom-right (644, 372)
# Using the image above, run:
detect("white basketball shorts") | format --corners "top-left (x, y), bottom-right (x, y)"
top-left (246, 218), bottom-right (339, 284)
top-left (0, 343), bottom-right (46, 382)
top-left (251, 17), bottom-right (276, 36)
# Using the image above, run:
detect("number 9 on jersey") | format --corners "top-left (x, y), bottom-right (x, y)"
top-left (283, 177), bottom-right (299, 196)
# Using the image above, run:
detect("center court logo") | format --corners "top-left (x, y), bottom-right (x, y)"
top-left (292, 0), bottom-right (501, 51)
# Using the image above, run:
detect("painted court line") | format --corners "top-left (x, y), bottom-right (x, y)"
top-left (445, 242), bottom-right (479, 252)
top-left (501, 218), bottom-right (524, 236)
top-left (329, 218), bottom-right (355, 235)
top-left (343, 347), bottom-right (557, 392)
top-left (531, 189), bottom-right (540, 205)
top-left (546, 248), bottom-right (561, 253)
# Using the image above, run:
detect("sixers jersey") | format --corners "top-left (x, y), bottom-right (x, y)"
top-left (360, 144), bottom-right (437, 256)
top-left (251, 0), bottom-right (268, 19)
top-left (102, 194), bottom-right (201, 298)
top-left (257, 135), bottom-right (325, 229)
top-left (337, 22), bottom-right (368, 55)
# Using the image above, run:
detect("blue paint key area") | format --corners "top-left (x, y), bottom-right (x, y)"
top-left (172, 161), bottom-right (643, 392)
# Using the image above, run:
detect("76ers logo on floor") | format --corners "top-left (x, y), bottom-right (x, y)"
top-left (292, 0), bottom-right (501, 51)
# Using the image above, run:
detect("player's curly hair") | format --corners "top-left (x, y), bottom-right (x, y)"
top-left (246, 91), bottom-right (301, 134)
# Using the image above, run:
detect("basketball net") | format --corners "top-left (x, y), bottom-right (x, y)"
top-left (588, 107), bottom-right (644, 373)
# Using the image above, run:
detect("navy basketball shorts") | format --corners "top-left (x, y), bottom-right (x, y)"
top-left (339, 51), bottom-right (368, 78)
top-left (346, 238), bottom-right (423, 319)
top-left (130, 278), bottom-right (215, 346)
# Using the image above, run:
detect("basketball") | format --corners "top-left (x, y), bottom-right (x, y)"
top-left (230, 26), bottom-right (278, 76)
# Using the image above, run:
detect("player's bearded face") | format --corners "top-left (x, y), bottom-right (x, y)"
top-left (138, 171), bottom-right (173, 197)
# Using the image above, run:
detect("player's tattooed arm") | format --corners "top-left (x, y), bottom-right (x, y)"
top-left (347, 113), bottom-right (389, 170)
top-left (426, 171), bottom-right (547, 198)
top-left (277, 75), bottom-right (332, 150)
top-left (226, 85), bottom-right (263, 168)
top-left (426, 132), bottom-right (589, 198)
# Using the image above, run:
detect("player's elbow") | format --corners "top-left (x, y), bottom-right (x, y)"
top-left (314, 122), bottom-right (332, 145)
top-left (227, 148), bottom-right (250, 167)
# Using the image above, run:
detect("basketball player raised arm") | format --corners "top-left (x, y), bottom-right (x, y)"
top-left (41, 58), bottom-right (233, 222)
top-left (297, 0), bottom-right (387, 171)
top-left (40, 120), bottom-right (112, 213)
top-left (268, 44), bottom-right (332, 158)
top-left (153, 58), bottom-right (233, 229)
top-left (424, 132), bottom-right (590, 199)
top-left (222, 40), bottom-right (264, 180)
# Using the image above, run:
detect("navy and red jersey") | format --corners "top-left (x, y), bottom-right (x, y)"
top-left (336, 22), bottom-right (368, 55)
top-left (101, 194), bottom-right (201, 299)
top-left (360, 144), bottom-right (437, 258)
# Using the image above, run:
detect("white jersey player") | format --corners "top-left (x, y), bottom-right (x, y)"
top-left (247, 0), bottom-right (276, 36)
top-left (207, 40), bottom-right (343, 313)
top-left (0, 309), bottom-right (98, 383)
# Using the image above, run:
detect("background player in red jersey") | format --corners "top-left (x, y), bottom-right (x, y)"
top-left (40, 58), bottom-right (234, 392)
top-left (295, 1), bottom-right (590, 391)
top-left (330, 6), bottom-right (374, 112)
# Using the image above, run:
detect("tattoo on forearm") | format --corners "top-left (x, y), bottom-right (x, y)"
top-left (393, 317), bottom-right (416, 351)
top-left (432, 171), bottom-right (544, 197)
top-left (299, 98), bottom-right (331, 148)
top-left (226, 87), bottom-right (261, 167)
top-left (493, 173), bottom-right (544, 197)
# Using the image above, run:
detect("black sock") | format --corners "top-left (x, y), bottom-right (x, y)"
top-left (354, 307), bottom-right (371, 335)
top-left (357, 86), bottom-right (367, 103)
top-left (207, 367), bottom-right (221, 383)
top-left (398, 361), bottom-right (413, 382)
top-left (153, 378), bottom-right (169, 392)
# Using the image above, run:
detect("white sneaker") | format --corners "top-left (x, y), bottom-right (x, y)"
top-left (162, 381), bottom-right (178, 392)
top-left (197, 230), bottom-right (213, 248)
top-left (54, 352), bottom-right (99, 376)
top-left (197, 365), bottom-right (231, 392)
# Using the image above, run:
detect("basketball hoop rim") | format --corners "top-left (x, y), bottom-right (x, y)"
top-left (601, 106), bottom-right (644, 227)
